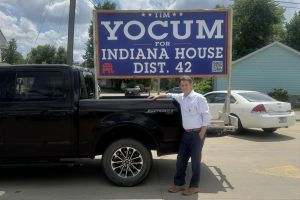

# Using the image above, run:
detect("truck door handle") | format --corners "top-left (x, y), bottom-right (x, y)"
top-left (42, 110), bottom-right (69, 117)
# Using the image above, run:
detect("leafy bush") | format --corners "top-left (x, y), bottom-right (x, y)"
top-left (193, 79), bottom-right (212, 94)
top-left (268, 88), bottom-right (289, 102)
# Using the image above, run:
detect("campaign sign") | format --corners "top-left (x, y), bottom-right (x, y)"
top-left (94, 9), bottom-right (231, 78)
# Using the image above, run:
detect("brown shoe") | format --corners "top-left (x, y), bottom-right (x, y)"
top-left (168, 185), bottom-right (186, 193)
top-left (182, 187), bottom-right (200, 196)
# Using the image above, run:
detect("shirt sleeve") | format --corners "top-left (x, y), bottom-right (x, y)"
top-left (166, 93), bottom-right (181, 103)
top-left (197, 96), bottom-right (211, 126)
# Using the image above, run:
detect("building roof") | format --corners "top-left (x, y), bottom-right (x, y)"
top-left (0, 29), bottom-right (7, 49)
top-left (232, 41), bottom-right (300, 65)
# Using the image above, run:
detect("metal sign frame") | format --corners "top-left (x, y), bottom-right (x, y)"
top-left (93, 9), bottom-right (232, 79)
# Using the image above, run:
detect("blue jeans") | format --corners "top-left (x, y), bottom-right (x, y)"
top-left (174, 130), bottom-right (206, 187)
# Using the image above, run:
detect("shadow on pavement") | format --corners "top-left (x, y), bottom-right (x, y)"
top-left (228, 129), bottom-right (295, 142)
top-left (0, 158), bottom-right (233, 200)
top-left (156, 159), bottom-right (234, 194)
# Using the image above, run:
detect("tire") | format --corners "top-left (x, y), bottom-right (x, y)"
top-left (102, 139), bottom-right (152, 186)
top-left (231, 114), bottom-right (243, 135)
top-left (262, 128), bottom-right (278, 133)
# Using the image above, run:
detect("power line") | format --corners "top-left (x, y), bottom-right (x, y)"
top-left (282, 6), bottom-right (300, 9)
top-left (275, 3), bottom-right (300, 9)
top-left (274, 1), bottom-right (300, 5)
top-left (27, 0), bottom-right (55, 63)
top-left (55, 0), bottom-right (68, 45)
top-left (275, 0), bottom-right (300, 9)
top-left (87, 0), bottom-right (97, 7)
top-left (33, 0), bottom-right (55, 47)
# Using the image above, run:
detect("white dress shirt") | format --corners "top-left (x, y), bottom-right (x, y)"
top-left (167, 90), bottom-right (211, 130)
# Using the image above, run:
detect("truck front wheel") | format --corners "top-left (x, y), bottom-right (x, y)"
top-left (102, 139), bottom-right (152, 186)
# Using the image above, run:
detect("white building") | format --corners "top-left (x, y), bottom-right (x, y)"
top-left (213, 41), bottom-right (300, 106)
top-left (0, 29), bottom-right (7, 62)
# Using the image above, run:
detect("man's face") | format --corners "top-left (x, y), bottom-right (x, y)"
top-left (180, 80), bottom-right (192, 95)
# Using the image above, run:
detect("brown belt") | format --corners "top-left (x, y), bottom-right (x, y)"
top-left (185, 128), bottom-right (201, 132)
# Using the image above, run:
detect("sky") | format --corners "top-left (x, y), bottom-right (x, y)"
top-left (0, 0), bottom-right (299, 63)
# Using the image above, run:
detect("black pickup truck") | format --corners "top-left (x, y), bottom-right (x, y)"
top-left (0, 64), bottom-right (182, 186)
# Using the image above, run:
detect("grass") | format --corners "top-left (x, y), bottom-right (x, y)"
top-left (294, 107), bottom-right (300, 112)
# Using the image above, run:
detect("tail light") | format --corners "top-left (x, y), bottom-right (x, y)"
top-left (252, 104), bottom-right (266, 113)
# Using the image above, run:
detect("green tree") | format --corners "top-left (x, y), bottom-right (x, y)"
top-left (232, 0), bottom-right (285, 60)
top-left (27, 45), bottom-right (67, 64)
top-left (285, 11), bottom-right (300, 51)
top-left (268, 88), bottom-right (289, 102)
top-left (215, 4), bottom-right (225, 9)
top-left (83, 1), bottom-right (116, 69)
top-left (2, 39), bottom-right (24, 64)
top-left (160, 78), bottom-right (180, 90)
top-left (193, 79), bottom-right (212, 94)
top-left (54, 46), bottom-right (67, 64)
top-left (27, 45), bottom-right (57, 64)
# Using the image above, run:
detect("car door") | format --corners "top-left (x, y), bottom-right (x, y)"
top-left (205, 93), bottom-right (224, 119)
top-left (2, 68), bottom-right (75, 158)
top-left (205, 93), bottom-right (237, 119)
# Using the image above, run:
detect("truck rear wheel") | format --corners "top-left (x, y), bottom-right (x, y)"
top-left (102, 139), bottom-right (152, 186)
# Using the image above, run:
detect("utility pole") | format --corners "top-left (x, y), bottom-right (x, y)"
top-left (67, 0), bottom-right (76, 65)
top-left (157, 78), bottom-right (160, 95)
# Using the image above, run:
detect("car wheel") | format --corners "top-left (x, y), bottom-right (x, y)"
top-left (102, 139), bottom-right (152, 186)
top-left (262, 128), bottom-right (278, 133)
top-left (231, 114), bottom-right (243, 135)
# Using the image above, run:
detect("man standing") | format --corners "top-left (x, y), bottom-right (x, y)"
top-left (149, 76), bottom-right (210, 196)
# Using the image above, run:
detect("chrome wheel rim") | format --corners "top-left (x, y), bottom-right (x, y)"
top-left (111, 147), bottom-right (143, 178)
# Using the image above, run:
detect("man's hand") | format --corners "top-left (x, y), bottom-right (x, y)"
top-left (148, 94), bottom-right (167, 100)
top-left (148, 95), bottom-right (159, 100)
top-left (199, 126), bottom-right (207, 140)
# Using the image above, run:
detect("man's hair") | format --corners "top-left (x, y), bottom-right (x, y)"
top-left (180, 76), bottom-right (193, 84)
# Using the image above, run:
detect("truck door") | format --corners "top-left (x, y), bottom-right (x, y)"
top-left (0, 69), bottom-right (15, 157)
top-left (2, 68), bottom-right (75, 158)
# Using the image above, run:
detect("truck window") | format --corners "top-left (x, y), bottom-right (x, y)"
top-left (14, 71), bottom-right (66, 101)
top-left (0, 70), bottom-right (15, 102)
top-left (79, 72), bottom-right (88, 99)
top-left (84, 74), bottom-right (95, 98)
top-left (79, 71), bottom-right (95, 99)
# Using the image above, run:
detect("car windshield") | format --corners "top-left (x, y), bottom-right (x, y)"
top-left (238, 92), bottom-right (276, 102)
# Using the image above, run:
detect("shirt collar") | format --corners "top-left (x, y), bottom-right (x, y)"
top-left (183, 90), bottom-right (195, 99)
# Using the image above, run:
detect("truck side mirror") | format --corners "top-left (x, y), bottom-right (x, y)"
top-left (89, 92), bottom-right (94, 98)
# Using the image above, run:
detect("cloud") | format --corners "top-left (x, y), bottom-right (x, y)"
top-left (0, 0), bottom-right (93, 25)
top-left (0, 0), bottom-right (93, 62)
top-left (119, 0), bottom-right (157, 10)
top-left (168, 0), bottom-right (230, 9)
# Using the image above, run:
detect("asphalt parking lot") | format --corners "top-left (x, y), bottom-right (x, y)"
top-left (0, 122), bottom-right (299, 200)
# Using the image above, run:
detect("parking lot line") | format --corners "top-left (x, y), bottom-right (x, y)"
top-left (250, 165), bottom-right (300, 179)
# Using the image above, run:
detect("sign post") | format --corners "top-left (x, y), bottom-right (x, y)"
top-left (224, 8), bottom-right (233, 117)
top-left (93, 9), bottom-right (232, 79)
top-left (93, 11), bottom-right (99, 99)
